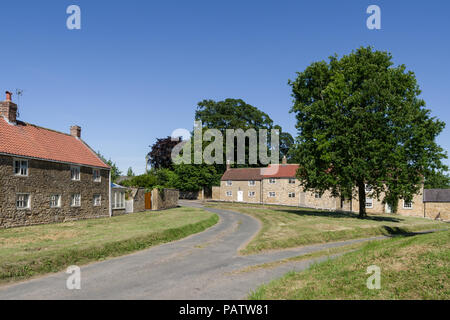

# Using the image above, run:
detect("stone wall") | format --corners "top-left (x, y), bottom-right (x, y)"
top-left (262, 178), bottom-right (299, 206)
top-left (424, 202), bottom-right (450, 221)
top-left (220, 180), bottom-right (261, 203)
top-left (151, 188), bottom-right (179, 211)
top-left (131, 188), bottom-right (146, 213)
top-left (351, 187), bottom-right (424, 217)
top-left (0, 154), bottom-right (110, 228)
top-left (212, 186), bottom-right (220, 200)
top-left (303, 190), bottom-right (338, 210)
top-left (111, 208), bottom-right (126, 216)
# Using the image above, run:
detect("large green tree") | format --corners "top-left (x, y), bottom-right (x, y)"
top-left (195, 98), bottom-right (293, 169)
top-left (289, 47), bottom-right (447, 218)
top-left (172, 164), bottom-right (221, 192)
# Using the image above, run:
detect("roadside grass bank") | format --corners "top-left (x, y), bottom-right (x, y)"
top-left (249, 230), bottom-right (450, 300)
top-left (0, 207), bottom-right (218, 285)
top-left (206, 202), bottom-right (448, 254)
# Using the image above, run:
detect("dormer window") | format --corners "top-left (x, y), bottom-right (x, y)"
top-left (71, 166), bottom-right (81, 181)
top-left (13, 159), bottom-right (28, 176)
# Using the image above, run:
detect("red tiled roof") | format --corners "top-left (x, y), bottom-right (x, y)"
top-left (221, 168), bottom-right (263, 181)
top-left (221, 164), bottom-right (300, 181)
top-left (0, 118), bottom-right (109, 169)
top-left (261, 164), bottom-right (300, 178)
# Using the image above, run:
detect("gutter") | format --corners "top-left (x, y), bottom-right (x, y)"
top-left (109, 170), bottom-right (112, 217)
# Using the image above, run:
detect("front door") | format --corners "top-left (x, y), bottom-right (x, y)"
top-left (385, 203), bottom-right (392, 214)
top-left (237, 191), bottom-right (244, 202)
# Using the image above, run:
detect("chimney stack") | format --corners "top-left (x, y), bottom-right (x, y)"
top-left (0, 91), bottom-right (18, 123)
top-left (282, 156), bottom-right (287, 165)
top-left (70, 125), bottom-right (81, 138)
top-left (226, 160), bottom-right (231, 170)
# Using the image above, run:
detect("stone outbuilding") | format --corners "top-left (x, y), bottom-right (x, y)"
top-left (423, 189), bottom-right (450, 221)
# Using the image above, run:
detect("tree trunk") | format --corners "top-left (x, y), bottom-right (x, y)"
top-left (358, 181), bottom-right (367, 218)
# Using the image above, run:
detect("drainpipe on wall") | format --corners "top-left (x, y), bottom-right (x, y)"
top-left (109, 170), bottom-right (112, 217)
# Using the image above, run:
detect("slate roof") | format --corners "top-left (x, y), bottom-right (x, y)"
top-left (0, 118), bottom-right (109, 169)
top-left (423, 189), bottom-right (450, 202)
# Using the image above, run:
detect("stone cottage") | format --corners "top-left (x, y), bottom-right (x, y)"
top-left (214, 157), bottom-right (444, 219)
top-left (0, 91), bottom-right (111, 228)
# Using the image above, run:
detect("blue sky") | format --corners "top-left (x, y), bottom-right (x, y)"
top-left (1, 0), bottom-right (449, 174)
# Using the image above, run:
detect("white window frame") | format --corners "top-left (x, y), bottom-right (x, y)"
top-left (71, 194), bottom-right (81, 207)
top-left (248, 191), bottom-right (256, 197)
top-left (93, 169), bottom-right (101, 182)
top-left (365, 197), bottom-right (373, 209)
top-left (93, 194), bottom-right (102, 206)
top-left (16, 193), bottom-right (30, 209)
top-left (50, 194), bottom-right (61, 208)
top-left (71, 166), bottom-right (81, 181)
top-left (268, 192), bottom-right (276, 198)
top-left (365, 184), bottom-right (373, 193)
top-left (269, 178), bottom-right (276, 184)
top-left (288, 192), bottom-right (296, 198)
top-left (288, 178), bottom-right (296, 184)
top-left (13, 159), bottom-right (28, 176)
top-left (113, 191), bottom-right (125, 209)
top-left (248, 180), bottom-right (256, 186)
top-left (226, 191), bottom-right (233, 197)
top-left (403, 200), bottom-right (413, 210)
top-left (226, 180), bottom-right (232, 186)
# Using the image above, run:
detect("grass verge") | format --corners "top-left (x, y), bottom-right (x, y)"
top-left (206, 202), bottom-right (448, 254)
top-left (249, 230), bottom-right (450, 300)
top-left (0, 207), bottom-right (218, 285)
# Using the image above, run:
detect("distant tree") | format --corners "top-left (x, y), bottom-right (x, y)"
top-left (127, 167), bottom-right (135, 177)
top-left (289, 47), bottom-right (447, 218)
top-left (195, 98), bottom-right (294, 169)
top-left (148, 136), bottom-right (181, 170)
top-left (425, 170), bottom-right (450, 189)
top-left (120, 173), bottom-right (158, 189)
top-left (172, 164), bottom-right (221, 192)
top-left (97, 152), bottom-right (122, 183)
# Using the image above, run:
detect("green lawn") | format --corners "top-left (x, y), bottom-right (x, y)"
top-left (206, 202), bottom-right (447, 254)
top-left (0, 207), bottom-right (218, 284)
top-left (249, 230), bottom-right (450, 300)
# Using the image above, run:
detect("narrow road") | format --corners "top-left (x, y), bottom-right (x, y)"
top-left (0, 201), bottom-right (384, 300)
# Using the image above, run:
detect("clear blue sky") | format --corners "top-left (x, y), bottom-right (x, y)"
top-left (1, 0), bottom-right (449, 174)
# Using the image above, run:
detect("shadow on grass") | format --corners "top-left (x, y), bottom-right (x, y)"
top-left (278, 208), bottom-right (404, 223)
top-left (382, 226), bottom-right (439, 237)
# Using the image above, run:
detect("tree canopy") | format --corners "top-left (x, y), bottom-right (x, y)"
top-left (195, 98), bottom-right (293, 167)
top-left (289, 47), bottom-right (447, 217)
top-left (424, 169), bottom-right (450, 189)
top-left (148, 136), bottom-right (181, 170)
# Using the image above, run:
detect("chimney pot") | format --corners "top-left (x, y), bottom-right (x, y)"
top-left (70, 125), bottom-right (81, 138)
top-left (5, 91), bottom-right (12, 101)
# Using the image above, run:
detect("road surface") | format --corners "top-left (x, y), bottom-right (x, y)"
top-left (0, 201), bottom-right (385, 300)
